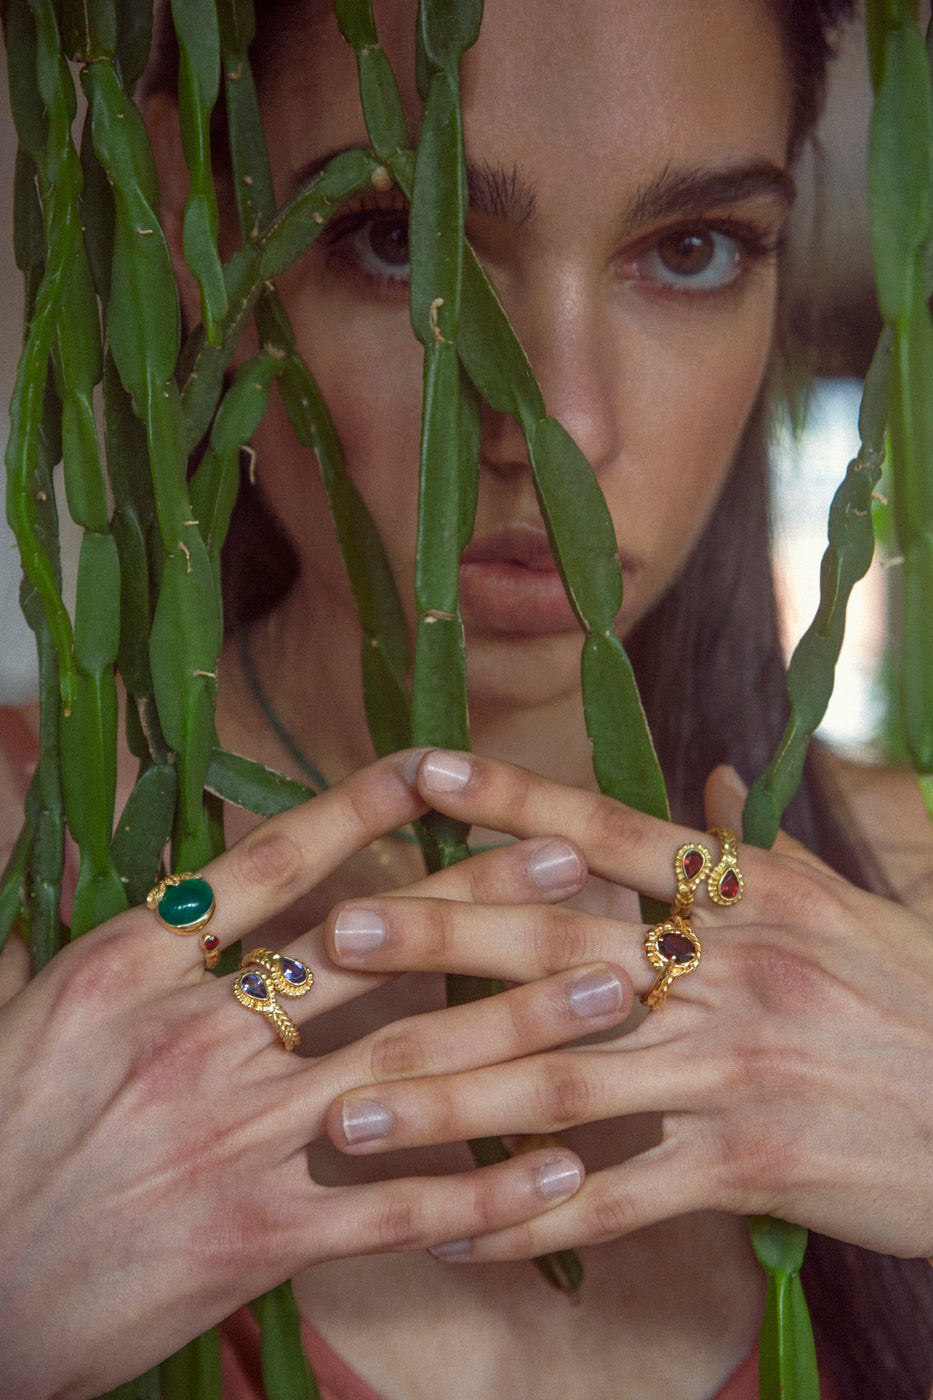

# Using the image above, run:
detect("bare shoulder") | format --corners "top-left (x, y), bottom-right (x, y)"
top-left (0, 704), bottom-right (39, 852)
top-left (817, 746), bottom-right (933, 917)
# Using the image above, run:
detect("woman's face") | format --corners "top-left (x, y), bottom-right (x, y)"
top-left (244, 0), bottom-right (792, 711)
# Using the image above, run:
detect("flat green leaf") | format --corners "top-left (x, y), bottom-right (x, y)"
top-left (868, 25), bottom-right (933, 322)
top-left (111, 763), bottom-right (178, 905)
top-left (410, 614), bottom-right (470, 750)
top-left (580, 633), bottom-right (669, 821)
top-left (73, 531), bottom-right (121, 674)
top-left (251, 1283), bottom-right (320, 1400)
top-left (205, 746), bottom-right (314, 817)
top-left (529, 416), bottom-right (623, 632)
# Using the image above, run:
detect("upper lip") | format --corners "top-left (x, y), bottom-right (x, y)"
top-left (460, 524), bottom-right (562, 570)
top-left (461, 522), bottom-right (632, 573)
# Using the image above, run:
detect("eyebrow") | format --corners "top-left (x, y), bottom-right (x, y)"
top-left (292, 145), bottom-right (537, 224)
top-left (293, 148), bottom-right (793, 231)
top-left (623, 160), bottom-right (796, 231)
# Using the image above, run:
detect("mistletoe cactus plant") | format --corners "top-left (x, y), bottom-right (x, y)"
top-left (0, 1), bottom-right (929, 1397)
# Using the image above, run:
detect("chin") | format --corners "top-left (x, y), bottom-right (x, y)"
top-left (463, 627), bottom-right (586, 714)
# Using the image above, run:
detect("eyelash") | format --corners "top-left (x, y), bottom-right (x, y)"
top-left (319, 193), bottom-right (412, 297)
top-left (320, 199), bottom-right (783, 303)
top-left (621, 219), bottom-right (784, 299)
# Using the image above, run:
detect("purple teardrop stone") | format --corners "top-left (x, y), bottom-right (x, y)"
top-left (241, 972), bottom-right (269, 1000)
top-left (280, 956), bottom-right (308, 986)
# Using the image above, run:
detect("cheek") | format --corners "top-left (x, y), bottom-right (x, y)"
top-left (610, 291), bottom-right (775, 604)
top-left (285, 279), bottom-right (425, 527)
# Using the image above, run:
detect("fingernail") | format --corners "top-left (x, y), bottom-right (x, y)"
top-left (530, 840), bottom-right (583, 892)
top-left (569, 969), bottom-right (623, 1019)
top-left (419, 750), bottom-right (473, 793)
top-left (334, 908), bottom-right (387, 957)
top-left (342, 1099), bottom-right (393, 1143)
top-left (429, 1237), bottom-right (472, 1260)
top-left (536, 1157), bottom-right (583, 1201)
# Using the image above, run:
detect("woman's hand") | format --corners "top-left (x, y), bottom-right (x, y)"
top-left (0, 749), bottom-right (627, 1400)
top-left (323, 749), bottom-right (933, 1265)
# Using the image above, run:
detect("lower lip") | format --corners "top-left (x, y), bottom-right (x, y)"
top-left (458, 559), bottom-right (581, 635)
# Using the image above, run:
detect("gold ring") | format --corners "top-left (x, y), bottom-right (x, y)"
top-left (147, 873), bottom-right (221, 969)
top-left (672, 841), bottom-right (711, 916)
top-left (641, 915), bottom-right (702, 1010)
top-left (707, 827), bottom-right (744, 906)
top-left (233, 948), bottom-right (314, 1049)
top-left (242, 947), bottom-right (314, 998)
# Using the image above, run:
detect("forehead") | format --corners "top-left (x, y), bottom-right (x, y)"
top-left (264, 0), bottom-right (790, 186)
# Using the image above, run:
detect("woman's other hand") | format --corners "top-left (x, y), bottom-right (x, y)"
top-left (323, 749), bottom-right (933, 1264)
top-left (0, 750), bottom-right (601, 1400)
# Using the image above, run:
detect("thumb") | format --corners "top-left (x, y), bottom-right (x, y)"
top-left (704, 766), bottom-right (835, 872)
top-left (703, 764), bottom-right (747, 835)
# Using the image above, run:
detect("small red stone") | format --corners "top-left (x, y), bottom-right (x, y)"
top-left (682, 849), bottom-right (704, 880)
top-left (718, 869), bottom-right (740, 901)
top-left (202, 934), bottom-right (220, 951)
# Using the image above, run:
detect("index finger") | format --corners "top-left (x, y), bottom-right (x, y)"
top-left (125, 749), bottom-right (433, 965)
top-left (414, 749), bottom-right (768, 908)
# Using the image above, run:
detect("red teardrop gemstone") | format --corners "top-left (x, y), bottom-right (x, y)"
top-left (202, 934), bottom-right (220, 951)
top-left (718, 869), bottom-right (740, 901)
top-left (682, 849), bottom-right (704, 881)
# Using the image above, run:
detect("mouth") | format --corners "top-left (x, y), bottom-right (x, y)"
top-left (458, 523), bottom-right (629, 636)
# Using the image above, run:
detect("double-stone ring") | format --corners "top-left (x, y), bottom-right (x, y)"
top-left (233, 948), bottom-right (314, 1049)
top-left (641, 827), bottom-right (744, 1010)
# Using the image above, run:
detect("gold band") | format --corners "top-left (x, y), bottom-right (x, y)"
top-left (147, 873), bottom-right (221, 969)
top-left (671, 828), bottom-right (744, 918)
top-left (707, 827), bottom-right (744, 906)
top-left (641, 915), bottom-right (702, 1010)
top-left (672, 842), bottom-right (711, 917)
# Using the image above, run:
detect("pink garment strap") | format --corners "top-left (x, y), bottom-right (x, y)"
top-left (219, 1306), bottom-right (827, 1400)
top-left (220, 1307), bottom-right (387, 1400)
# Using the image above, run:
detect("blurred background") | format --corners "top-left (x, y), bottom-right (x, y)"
top-left (0, 12), bottom-right (895, 756)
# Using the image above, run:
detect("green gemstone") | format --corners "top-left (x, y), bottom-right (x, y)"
top-left (158, 877), bottom-right (215, 930)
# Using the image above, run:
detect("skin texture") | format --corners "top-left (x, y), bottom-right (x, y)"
top-left (0, 2), bottom-right (931, 1399)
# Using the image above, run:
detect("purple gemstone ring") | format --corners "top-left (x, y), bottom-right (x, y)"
top-left (232, 948), bottom-right (314, 1050)
top-left (240, 948), bottom-right (314, 999)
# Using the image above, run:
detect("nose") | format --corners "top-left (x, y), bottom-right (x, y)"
top-left (479, 275), bottom-right (622, 480)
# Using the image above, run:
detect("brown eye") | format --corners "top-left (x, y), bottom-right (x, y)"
top-left (366, 216), bottom-right (410, 268)
top-left (657, 230), bottom-right (715, 276)
top-left (631, 226), bottom-right (745, 291)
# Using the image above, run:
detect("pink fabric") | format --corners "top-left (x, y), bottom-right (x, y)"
top-left (219, 1306), bottom-right (839, 1400)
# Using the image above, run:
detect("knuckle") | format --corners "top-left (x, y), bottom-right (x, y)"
top-left (768, 861), bottom-right (846, 931)
top-left (373, 1192), bottom-right (420, 1250)
top-left (709, 1120), bottom-right (802, 1212)
top-left (580, 796), bottom-right (644, 864)
top-left (533, 909), bottom-right (590, 973)
top-left (580, 1180), bottom-right (637, 1243)
top-left (737, 940), bottom-right (828, 1013)
top-left (47, 929), bottom-right (147, 1026)
top-left (419, 901), bottom-right (455, 963)
top-left (537, 1057), bottom-right (592, 1128)
top-left (236, 828), bottom-right (306, 897)
top-left (368, 1024), bottom-right (428, 1082)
